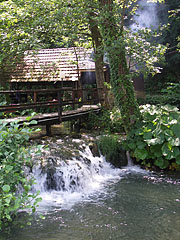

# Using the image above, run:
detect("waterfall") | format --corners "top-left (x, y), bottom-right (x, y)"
top-left (126, 151), bottom-right (133, 167)
top-left (31, 145), bottom-right (122, 210)
top-left (28, 134), bottom-right (149, 211)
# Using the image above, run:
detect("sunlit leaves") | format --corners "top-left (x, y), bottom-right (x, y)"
top-left (0, 0), bottom-right (168, 77)
top-left (2, 185), bottom-right (10, 193)
top-left (125, 29), bottom-right (167, 75)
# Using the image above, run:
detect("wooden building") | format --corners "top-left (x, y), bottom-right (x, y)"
top-left (3, 47), bottom-right (144, 100)
top-left (4, 47), bottom-right (107, 89)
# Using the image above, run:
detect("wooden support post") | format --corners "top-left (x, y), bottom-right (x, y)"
top-left (33, 92), bottom-right (37, 103)
top-left (33, 91), bottom-right (37, 112)
top-left (72, 91), bottom-right (75, 110)
top-left (57, 91), bottom-right (62, 123)
top-left (46, 124), bottom-right (52, 136)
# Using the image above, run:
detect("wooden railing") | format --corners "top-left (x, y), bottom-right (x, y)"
top-left (0, 88), bottom-right (104, 122)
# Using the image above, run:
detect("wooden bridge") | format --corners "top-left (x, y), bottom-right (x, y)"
top-left (0, 88), bottom-right (103, 135)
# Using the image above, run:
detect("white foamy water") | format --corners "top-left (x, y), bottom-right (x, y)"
top-left (31, 146), bottom-right (126, 210)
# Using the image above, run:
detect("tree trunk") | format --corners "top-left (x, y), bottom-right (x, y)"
top-left (98, 0), bottom-right (141, 133)
top-left (89, 16), bottom-right (109, 106)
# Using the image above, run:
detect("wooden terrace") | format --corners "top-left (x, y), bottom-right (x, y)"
top-left (0, 88), bottom-right (103, 135)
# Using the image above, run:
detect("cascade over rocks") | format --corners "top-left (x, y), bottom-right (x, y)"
top-left (30, 134), bottom-right (128, 193)
top-left (30, 135), bottom-right (103, 192)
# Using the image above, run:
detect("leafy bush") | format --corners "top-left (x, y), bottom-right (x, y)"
top-left (124, 104), bottom-right (180, 170)
top-left (85, 107), bottom-right (124, 133)
top-left (0, 120), bottom-right (41, 230)
top-left (143, 83), bottom-right (180, 109)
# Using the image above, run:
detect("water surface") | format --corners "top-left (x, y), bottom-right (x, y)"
top-left (1, 135), bottom-right (180, 240)
top-left (1, 170), bottom-right (180, 240)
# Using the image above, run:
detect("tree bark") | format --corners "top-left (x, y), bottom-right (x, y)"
top-left (98, 0), bottom-right (141, 132)
top-left (88, 16), bottom-right (109, 106)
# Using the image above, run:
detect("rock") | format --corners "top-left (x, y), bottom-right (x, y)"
top-left (109, 146), bottom-right (128, 168)
top-left (98, 136), bottom-right (128, 168)
top-left (45, 169), bottom-right (65, 191)
top-left (83, 157), bottom-right (91, 166)
top-left (89, 141), bottom-right (128, 168)
top-left (89, 142), bottom-right (100, 157)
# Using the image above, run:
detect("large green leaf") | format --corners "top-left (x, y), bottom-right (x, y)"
top-left (29, 120), bottom-right (38, 125)
top-left (145, 134), bottom-right (164, 145)
top-left (162, 142), bottom-right (170, 155)
top-left (172, 124), bottom-right (180, 138)
top-left (176, 155), bottom-right (180, 165)
top-left (161, 143), bottom-right (177, 160)
top-left (173, 147), bottom-right (180, 157)
top-left (169, 137), bottom-right (180, 147)
top-left (164, 129), bottom-right (174, 137)
top-left (154, 158), bottom-right (169, 169)
top-left (136, 141), bottom-right (146, 149)
top-left (143, 131), bottom-right (153, 140)
top-left (134, 148), bottom-right (148, 160)
top-left (150, 145), bottom-right (162, 157)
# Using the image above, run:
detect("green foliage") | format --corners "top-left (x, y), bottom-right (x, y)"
top-left (98, 135), bottom-right (120, 163)
top-left (85, 107), bottom-right (124, 133)
top-left (0, 120), bottom-right (41, 230)
top-left (97, 0), bottom-right (167, 132)
top-left (160, 82), bottom-right (180, 107)
top-left (124, 104), bottom-right (180, 170)
top-left (143, 82), bottom-right (180, 109)
top-left (0, 108), bottom-right (36, 119)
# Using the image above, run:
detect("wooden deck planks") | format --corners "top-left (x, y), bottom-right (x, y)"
top-left (2, 105), bottom-right (101, 126)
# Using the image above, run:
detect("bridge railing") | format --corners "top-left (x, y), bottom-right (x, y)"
top-left (0, 88), bottom-right (104, 121)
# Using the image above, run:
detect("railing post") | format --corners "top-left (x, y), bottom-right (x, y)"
top-left (95, 88), bottom-right (98, 104)
top-left (72, 90), bottom-right (75, 110)
top-left (33, 91), bottom-right (37, 103)
top-left (57, 90), bottom-right (62, 122)
top-left (46, 124), bottom-right (52, 136)
top-left (33, 91), bottom-right (37, 112)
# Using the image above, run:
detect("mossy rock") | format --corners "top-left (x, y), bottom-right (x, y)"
top-left (98, 135), bottom-right (128, 168)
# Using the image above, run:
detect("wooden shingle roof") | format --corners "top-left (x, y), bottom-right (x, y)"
top-left (7, 47), bottom-right (96, 82)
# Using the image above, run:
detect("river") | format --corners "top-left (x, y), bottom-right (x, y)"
top-left (0, 134), bottom-right (180, 240)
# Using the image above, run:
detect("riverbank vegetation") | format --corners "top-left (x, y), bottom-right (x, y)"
top-left (0, 120), bottom-right (42, 230)
top-left (124, 105), bottom-right (180, 171)
top-left (86, 104), bottom-right (180, 171)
